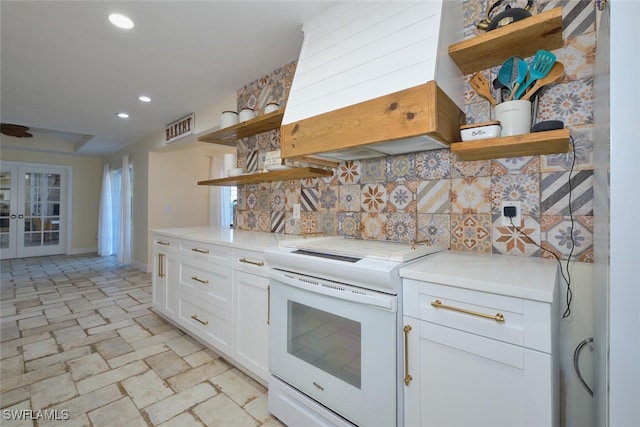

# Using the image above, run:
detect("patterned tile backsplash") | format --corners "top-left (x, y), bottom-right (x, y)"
top-left (233, 0), bottom-right (598, 263)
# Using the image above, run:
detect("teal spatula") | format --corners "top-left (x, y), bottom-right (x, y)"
top-left (507, 59), bottom-right (529, 101)
top-left (515, 50), bottom-right (556, 100)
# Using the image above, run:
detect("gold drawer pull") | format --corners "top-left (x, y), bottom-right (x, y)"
top-left (191, 276), bottom-right (209, 285)
top-left (191, 314), bottom-right (208, 326)
top-left (431, 300), bottom-right (505, 323)
top-left (156, 240), bottom-right (170, 246)
top-left (403, 325), bottom-right (413, 385)
top-left (158, 253), bottom-right (165, 278)
top-left (191, 248), bottom-right (210, 254)
top-left (239, 257), bottom-right (264, 267)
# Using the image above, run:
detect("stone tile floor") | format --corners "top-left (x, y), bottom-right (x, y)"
top-left (1, 254), bottom-right (285, 426)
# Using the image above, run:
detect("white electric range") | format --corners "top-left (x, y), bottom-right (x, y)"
top-left (264, 236), bottom-right (446, 427)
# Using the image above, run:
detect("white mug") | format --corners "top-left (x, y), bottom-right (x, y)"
top-left (220, 111), bottom-right (238, 129)
top-left (239, 108), bottom-right (256, 122)
top-left (264, 102), bottom-right (279, 114)
top-left (494, 100), bottom-right (532, 136)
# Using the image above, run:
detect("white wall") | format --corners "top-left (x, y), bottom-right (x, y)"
top-left (0, 143), bottom-right (101, 254)
top-left (608, 1), bottom-right (640, 426)
top-left (103, 90), bottom-right (238, 270)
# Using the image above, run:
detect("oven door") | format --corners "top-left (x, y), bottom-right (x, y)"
top-left (269, 270), bottom-right (397, 427)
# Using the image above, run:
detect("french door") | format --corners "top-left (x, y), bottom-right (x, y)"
top-left (0, 162), bottom-right (68, 259)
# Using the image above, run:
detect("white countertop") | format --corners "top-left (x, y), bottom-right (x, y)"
top-left (151, 227), bottom-right (299, 251)
top-left (400, 251), bottom-right (559, 303)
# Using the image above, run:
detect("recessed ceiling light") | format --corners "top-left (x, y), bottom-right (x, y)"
top-left (109, 13), bottom-right (134, 30)
top-left (116, 112), bottom-right (130, 119)
top-left (138, 96), bottom-right (151, 103)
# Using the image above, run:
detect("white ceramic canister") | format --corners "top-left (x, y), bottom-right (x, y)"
top-left (264, 102), bottom-right (279, 114)
top-left (493, 100), bottom-right (532, 136)
top-left (220, 111), bottom-right (239, 129)
top-left (223, 153), bottom-right (237, 177)
top-left (239, 108), bottom-right (256, 122)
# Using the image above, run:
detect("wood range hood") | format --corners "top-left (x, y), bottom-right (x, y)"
top-left (281, 81), bottom-right (465, 161)
top-left (279, 1), bottom-right (465, 161)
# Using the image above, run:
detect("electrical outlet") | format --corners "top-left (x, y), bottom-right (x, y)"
top-left (292, 203), bottom-right (301, 219)
top-left (501, 201), bottom-right (522, 226)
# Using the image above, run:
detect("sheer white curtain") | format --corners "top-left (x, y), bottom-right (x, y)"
top-left (117, 155), bottom-right (132, 264)
top-left (98, 164), bottom-right (113, 256)
top-left (209, 156), bottom-right (231, 228)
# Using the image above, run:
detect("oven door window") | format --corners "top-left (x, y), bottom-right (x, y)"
top-left (288, 301), bottom-right (361, 388)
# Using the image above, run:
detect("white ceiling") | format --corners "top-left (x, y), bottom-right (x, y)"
top-left (0, 1), bottom-right (337, 156)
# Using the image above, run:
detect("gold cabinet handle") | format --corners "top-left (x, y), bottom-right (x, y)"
top-left (239, 257), bottom-right (264, 267)
top-left (191, 314), bottom-right (208, 326)
top-left (403, 325), bottom-right (413, 386)
top-left (267, 285), bottom-right (271, 325)
top-left (191, 248), bottom-right (210, 254)
top-left (431, 300), bottom-right (505, 323)
top-left (156, 240), bottom-right (170, 246)
top-left (158, 253), bottom-right (165, 278)
top-left (191, 276), bottom-right (209, 285)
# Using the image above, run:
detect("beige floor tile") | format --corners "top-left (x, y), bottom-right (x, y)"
top-left (44, 384), bottom-right (122, 422)
top-left (1, 354), bottom-right (24, 377)
top-left (0, 363), bottom-right (66, 393)
top-left (156, 412), bottom-right (204, 427)
top-left (145, 349), bottom-right (191, 379)
top-left (39, 414), bottom-right (92, 427)
top-left (262, 416), bottom-right (287, 427)
top-left (88, 397), bottom-right (147, 427)
top-left (76, 313), bottom-right (107, 329)
top-left (193, 393), bottom-right (259, 427)
top-left (25, 345), bottom-right (92, 371)
top-left (22, 337), bottom-right (58, 361)
top-left (67, 353), bottom-right (110, 381)
top-left (86, 319), bottom-right (134, 335)
top-left (0, 386), bottom-right (30, 409)
top-left (94, 336), bottom-right (133, 359)
top-left (60, 330), bottom-right (119, 352)
top-left (76, 360), bottom-right (148, 395)
top-left (165, 335), bottom-right (204, 357)
top-left (44, 305), bottom-right (72, 319)
top-left (166, 358), bottom-right (232, 393)
top-left (1, 399), bottom-right (34, 427)
top-left (121, 369), bottom-right (174, 409)
top-left (53, 325), bottom-right (87, 344)
top-left (116, 324), bottom-right (151, 343)
top-left (30, 372), bottom-right (78, 410)
top-left (129, 329), bottom-right (182, 351)
top-left (210, 368), bottom-right (266, 407)
top-left (17, 314), bottom-right (48, 330)
top-left (106, 343), bottom-right (168, 369)
top-left (144, 382), bottom-right (217, 425)
top-left (183, 348), bottom-right (217, 368)
top-left (243, 393), bottom-right (272, 423)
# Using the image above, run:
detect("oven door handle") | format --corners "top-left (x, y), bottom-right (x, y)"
top-left (270, 270), bottom-right (396, 311)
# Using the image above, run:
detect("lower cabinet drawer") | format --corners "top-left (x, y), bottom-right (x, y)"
top-left (178, 289), bottom-right (230, 355)
top-left (404, 279), bottom-right (525, 347)
top-left (179, 257), bottom-right (231, 311)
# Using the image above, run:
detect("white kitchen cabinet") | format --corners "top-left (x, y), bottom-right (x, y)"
top-left (232, 249), bottom-right (270, 384)
top-left (401, 254), bottom-right (559, 427)
top-left (177, 241), bottom-right (233, 356)
top-left (152, 235), bottom-right (178, 317)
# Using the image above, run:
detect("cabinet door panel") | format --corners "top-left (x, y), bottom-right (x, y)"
top-left (233, 271), bottom-right (269, 383)
top-left (410, 319), bottom-right (551, 427)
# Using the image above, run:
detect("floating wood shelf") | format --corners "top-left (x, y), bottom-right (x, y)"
top-left (198, 109), bottom-right (284, 146)
top-left (448, 8), bottom-right (563, 75)
top-left (450, 129), bottom-right (570, 161)
top-left (197, 167), bottom-right (333, 186)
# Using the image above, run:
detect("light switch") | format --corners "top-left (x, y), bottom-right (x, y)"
top-left (292, 203), bottom-right (301, 219)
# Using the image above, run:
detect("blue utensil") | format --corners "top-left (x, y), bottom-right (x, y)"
top-left (507, 59), bottom-right (529, 101)
top-left (515, 50), bottom-right (556, 100)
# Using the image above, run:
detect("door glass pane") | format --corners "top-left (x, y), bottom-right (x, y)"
top-left (287, 301), bottom-right (362, 389)
top-left (22, 172), bottom-right (62, 250)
